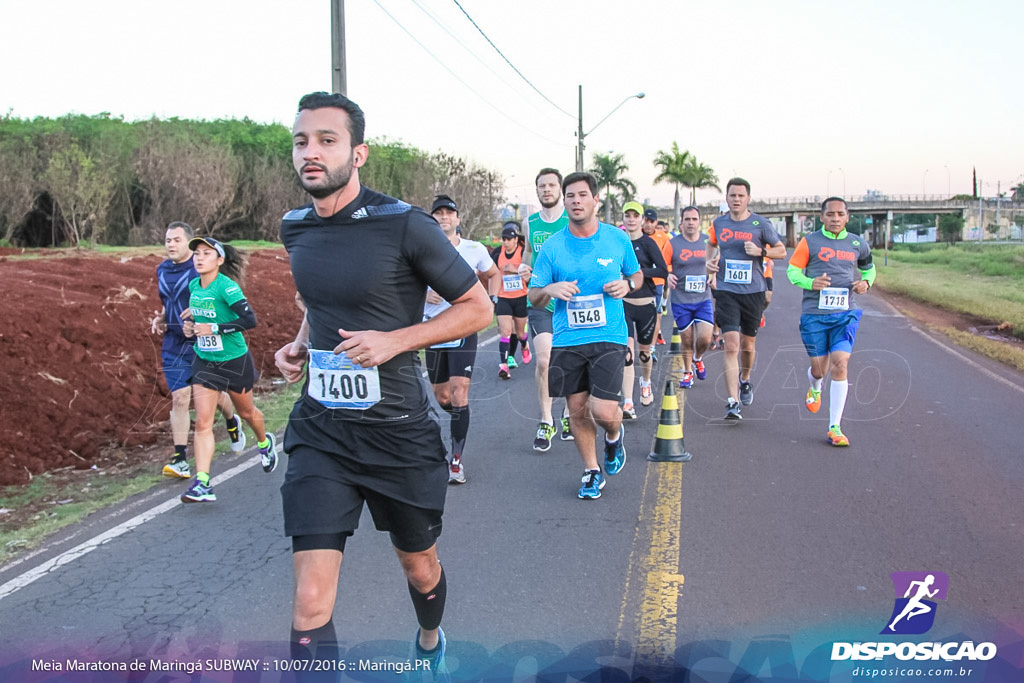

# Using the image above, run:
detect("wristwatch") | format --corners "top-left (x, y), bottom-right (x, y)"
top-left (761, 246), bottom-right (768, 257)
top-left (625, 277), bottom-right (636, 292)
top-left (210, 323), bottom-right (219, 335)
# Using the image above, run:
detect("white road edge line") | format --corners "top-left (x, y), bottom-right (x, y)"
top-left (910, 325), bottom-right (1024, 395)
top-left (2, 330), bottom-right (504, 603)
top-left (0, 455), bottom-right (259, 603)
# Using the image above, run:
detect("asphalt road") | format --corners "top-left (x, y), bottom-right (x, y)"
top-left (1, 279), bottom-right (1022, 682)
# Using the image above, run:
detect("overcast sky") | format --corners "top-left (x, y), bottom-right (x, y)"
top-left (2, 0), bottom-right (1021, 209)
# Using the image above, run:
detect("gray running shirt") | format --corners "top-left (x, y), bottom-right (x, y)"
top-left (668, 234), bottom-right (712, 305)
top-left (708, 212), bottom-right (782, 294)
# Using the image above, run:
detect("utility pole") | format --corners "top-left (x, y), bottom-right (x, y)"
top-left (331, 0), bottom-right (347, 95)
top-left (576, 85), bottom-right (584, 172)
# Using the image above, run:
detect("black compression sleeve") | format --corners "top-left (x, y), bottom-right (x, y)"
top-left (218, 299), bottom-right (257, 334)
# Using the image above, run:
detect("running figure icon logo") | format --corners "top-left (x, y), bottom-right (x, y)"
top-left (881, 571), bottom-right (949, 635)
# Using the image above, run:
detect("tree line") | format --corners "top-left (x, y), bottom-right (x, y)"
top-left (0, 114), bottom-right (505, 247)
top-left (589, 142), bottom-right (720, 226)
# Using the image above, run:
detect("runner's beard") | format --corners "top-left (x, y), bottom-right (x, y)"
top-left (539, 196), bottom-right (560, 209)
top-left (301, 155), bottom-right (355, 199)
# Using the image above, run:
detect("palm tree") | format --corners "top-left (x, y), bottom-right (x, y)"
top-left (652, 142), bottom-right (692, 226)
top-left (679, 157), bottom-right (720, 206)
top-left (589, 152), bottom-right (637, 223)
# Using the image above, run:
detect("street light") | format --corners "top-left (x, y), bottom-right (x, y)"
top-left (576, 85), bottom-right (645, 172)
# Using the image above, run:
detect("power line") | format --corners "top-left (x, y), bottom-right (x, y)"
top-left (450, 0), bottom-right (575, 120)
top-left (370, 0), bottom-right (567, 147)
top-left (409, 0), bottom-right (560, 125)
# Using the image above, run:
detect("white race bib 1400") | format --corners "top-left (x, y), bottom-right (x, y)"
top-left (307, 349), bottom-right (381, 410)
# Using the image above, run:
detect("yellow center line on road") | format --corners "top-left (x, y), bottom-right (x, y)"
top-left (615, 456), bottom-right (685, 666)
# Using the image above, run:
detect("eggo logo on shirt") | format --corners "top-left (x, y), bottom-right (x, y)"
top-left (818, 247), bottom-right (857, 262)
top-left (677, 248), bottom-right (706, 262)
top-left (717, 227), bottom-right (753, 243)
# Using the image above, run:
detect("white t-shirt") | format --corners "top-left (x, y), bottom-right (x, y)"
top-left (423, 237), bottom-right (490, 319)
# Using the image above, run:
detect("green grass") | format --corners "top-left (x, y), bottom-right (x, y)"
top-left (0, 382), bottom-right (301, 566)
top-left (877, 244), bottom-right (1024, 339)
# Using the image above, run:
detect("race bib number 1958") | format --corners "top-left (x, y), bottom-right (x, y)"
top-left (307, 349), bottom-right (381, 410)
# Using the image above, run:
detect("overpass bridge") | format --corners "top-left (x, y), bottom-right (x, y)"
top-left (697, 195), bottom-right (1024, 247)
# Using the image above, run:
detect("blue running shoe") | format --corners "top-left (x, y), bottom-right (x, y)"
top-left (181, 478), bottom-right (216, 503)
top-left (260, 432), bottom-right (278, 473)
top-left (413, 626), bottom-right (450, 681)
top-left (578, 469), bottom-right (606, 499)
top-left (604, 425), bottom-right (626, 475)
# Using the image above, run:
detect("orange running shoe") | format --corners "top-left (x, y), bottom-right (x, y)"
top-left (805, 387), bottom-right (822, 413)
top-left (827, 425), bottom-right (849, 447)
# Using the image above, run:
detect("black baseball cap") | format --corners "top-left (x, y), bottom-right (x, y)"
top-left (187, 236), bottom-right (225, 258)
top-left (501, 223), bottom-right (520, 239)
top-left (431, 194), bottom-right (458, 214)
top-left (643, 208), bottom-right (658, 221)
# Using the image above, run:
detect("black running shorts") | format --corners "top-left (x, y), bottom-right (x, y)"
top-left (190, 352), bottom-right (257, 394)
top-left (423, 332), bottom-right (478, 384)
top-left (527, 306), bottom-right (553, 336)
top-left (713, 290), bottom-right (766, 337)
top-left (623, 300), bottom-right (658, 345)
top-left (281, 413), bottom-right (448, 553)
top-left (548, 342), bottom-right (626, 402)
top-left (495, 296), bottom-right (528, 318)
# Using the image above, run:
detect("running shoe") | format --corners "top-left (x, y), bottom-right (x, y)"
top-left (651, 348), bottom-right (658, 363)
top-left (560, 416), bottom-right (574, 441)
top-left (639, 383), bottom-right (654, 406)
top-left (739, 381), bottom-right (754, 406)
top-left (680, 371), bottom-right (694, 389)
top-left (181, 478), bottom-right (216, 503)
top-left (827, 424), bottom-right (850, 447)
top-left (604, 426), bottom-right (626, 475)
top-left (448, 457), bottom-right (466, 484)
top-left (622, 402), bottom-right (636, 420)
top-left (694, 359), bottom-right (707, 380)
top-left (657, 331), bottom-right (666, 345)
top-left (226, 415), bottom-right (246, 453)
top-left (507, 356), bottom-right (518, 370)
top-left (413, 626), bottom-right (449, 680)
top-left (724, 398), bottom-right (742, 421)
top-left (533, 422), bottom-right (555, 452)
top-left (521, 345), bottom-right (532, 364)
top-left (578, 469), bottom-right (606, 499)
top-left (498, 363), bottom-right (510, 380)
top-left (162, 458), bottom-right (190, 479)
top-left (260, 432), bottom-right (278, 473)
top-left (805, 387), bottom-right (822, 413)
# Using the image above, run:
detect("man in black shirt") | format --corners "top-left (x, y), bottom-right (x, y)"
top-left (274, 92), bottom-right (492, 675)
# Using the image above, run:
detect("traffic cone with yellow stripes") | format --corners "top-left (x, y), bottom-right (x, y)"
top-left (668, 325), bottom-right (685, 383)
top-left (647, 379), bottom-right (692, 462)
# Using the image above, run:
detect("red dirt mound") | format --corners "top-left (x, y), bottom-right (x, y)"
top-left (0, 249), bottom-right (301, 486)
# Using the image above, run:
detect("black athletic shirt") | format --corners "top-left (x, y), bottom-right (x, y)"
top-left (281, 186), bottom-right (478, 423)
top-left (626, 233), bottom-right (669, 300)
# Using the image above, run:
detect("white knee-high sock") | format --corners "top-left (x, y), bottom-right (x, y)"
top-left (829, 379), bottom-right (849, 426)
top-left (807, 367), bottom-right (823, 392)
